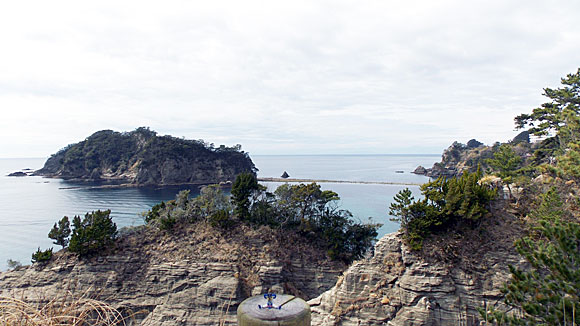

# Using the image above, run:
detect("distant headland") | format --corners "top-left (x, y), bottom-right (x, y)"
top-left (34, 127), bottom-right (256, 186)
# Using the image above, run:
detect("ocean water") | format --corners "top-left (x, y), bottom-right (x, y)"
top-left (0, 154), bottom-right (438, 271)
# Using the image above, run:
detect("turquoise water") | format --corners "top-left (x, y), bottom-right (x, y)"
top-left (0, 155), bottom-right (438, 271)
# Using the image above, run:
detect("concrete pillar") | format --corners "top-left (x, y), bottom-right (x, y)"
top-left (237, 294), bottom-right (311, 326)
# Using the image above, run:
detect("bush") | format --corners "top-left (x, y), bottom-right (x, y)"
top-left (317, 209), bottom-right (379, 262)
top-left (480, 188), bottom-right (580, 325)
top-left (7, 259), bottom-right (22, 269)
top-left (31, 247), bottom-right (53, 263)
top-left (68, 210), bottom-right (117, 257)
top-left (390, 169), bottom-right (497, 250)
top-left (141, 181), bottom-right (381, 263)
top-left (208, 209), bottom-right (234, 229)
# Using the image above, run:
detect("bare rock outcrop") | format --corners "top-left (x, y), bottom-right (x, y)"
top-left (310, 232), bottom-right (522, 326)
top-left (0, 223), bottom-right (344, 325)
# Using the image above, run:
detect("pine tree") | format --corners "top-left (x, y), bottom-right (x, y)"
top-left (48, 216), bottom-right (71, 248)
top-left (515, 68), bottom-right (580, 150)
top-left (482, 189), bottom-right (580, 325)
top-left (231, 172), bottom-right (260, 221)
top-left (68, 210), bottom-right (117, 256)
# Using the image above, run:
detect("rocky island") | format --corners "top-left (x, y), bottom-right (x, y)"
top-left (34, 127), bottom-right (256, 186)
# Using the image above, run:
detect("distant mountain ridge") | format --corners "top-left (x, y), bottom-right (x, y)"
top-left (35, 127), bottom-right (256, 186)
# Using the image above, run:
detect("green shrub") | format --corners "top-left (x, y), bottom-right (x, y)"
top-left (317, 209), bottom-right (379, 262)
top-left (68, 210), bottom-right (117, 256)
top-left (145, 201), bottom-right (166, 223)
top-left (31, 247), bottom-right (53, 263)
top-left (390, 169), bottom-right (497, 250)
top-left (208, 209), bottom-right (234, 229)
top-left (480, 189), bottom-right (580, 325)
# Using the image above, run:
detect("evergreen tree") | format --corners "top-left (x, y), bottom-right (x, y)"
top-left (69, 210), bottom-right (117, 256)
top-left (481, 189), bottom-right (579, 325)
top-left (231, 172), bottom-right (260, 221)
top-left (486, 144), bottom-right (522, 183)
top-left (31, 247), bottom-right (53, 263)
top-left (389, 188), bottom-right (414, 230)
top-left (48, 216), bottom-right (71, 248)
top-left (515, 68), bottom-right (580, 150)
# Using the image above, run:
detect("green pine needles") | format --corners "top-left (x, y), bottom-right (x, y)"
top-left (44, 210), bottom-right (118, 258)
top-left (390, 168), bottom-right (497, 250)
top-left (69, 210), bottom-right (117, 256)
top-left (481, 188), bottom-right (580, 325)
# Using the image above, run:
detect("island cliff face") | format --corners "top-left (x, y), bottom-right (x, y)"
top-left (35, 127), bottom-right (256, 185)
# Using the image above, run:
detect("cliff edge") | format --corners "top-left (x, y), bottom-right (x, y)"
top-left (0, 222), bottom-right (345, 325)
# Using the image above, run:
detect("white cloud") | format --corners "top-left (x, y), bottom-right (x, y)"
top-left (0, 0), bottom-right (579, 157)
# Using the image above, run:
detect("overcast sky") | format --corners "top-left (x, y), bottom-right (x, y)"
top-left (0, 0), bottom-right (579, 158)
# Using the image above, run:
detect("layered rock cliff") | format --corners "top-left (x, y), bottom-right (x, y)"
top-left (310, 210), bottom-right (524, 326)
top-left (0, 222), bottom-right (345, 325)
top-left (35, 127), bottom-right (256, 186)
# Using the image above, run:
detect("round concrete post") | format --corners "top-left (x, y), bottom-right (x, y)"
top-left (237, 294), bottom-right (311, 326)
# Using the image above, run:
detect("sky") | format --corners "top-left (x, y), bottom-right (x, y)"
top-left (0, 0), bottom-right (579, 158)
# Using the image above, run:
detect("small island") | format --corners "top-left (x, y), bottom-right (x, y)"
top-left (34, 127), bottom-right (257, 186)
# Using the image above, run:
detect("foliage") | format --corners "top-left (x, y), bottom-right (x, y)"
top-left (48, 216), bottom-right (71, 248)
top-left (31, 247), bottom-right (53, 263)
top-left (316, 209), bottom-right (379, 262)
top-left (144, 180), bottom-right (380, 264)
top-left (273, 183), bottom-right (340, 229)
top-left (68, 210), bottom-right (117, 257)
top-left (144, 201), bottom-right (166, 223)
top-left (6, 259), bottom-right (22, 269)
top-left (38, 127), bottom-right (257, 182)
top-left (481, 189), bottom-right (580, 325)
top-left (231, 172), bottom-right (261, 221)
top-left (190, 185), bottom-right (232, 219)
top-left (390, 169), bottom-right (497, 250)
top-left (208, 209), bottom-right (234, 229)
top-left (555, 141), bottom-right (580, 180)
top-left (389, 188), bottom-right (414, 229)
top-left (515, 68), bottom-right (580, 151)
top-left (269, 183), bottom-right (379, 263)
top-left (485, 144), bottom-right (523, 183)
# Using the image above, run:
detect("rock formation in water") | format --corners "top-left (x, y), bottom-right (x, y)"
top-left (35, 127), bottom-right (256, 186)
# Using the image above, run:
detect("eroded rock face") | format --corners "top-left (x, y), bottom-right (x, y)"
top-left (310, 233), bottom-right (522, 326)
top-left (0, 223), bottom-right (344, 326)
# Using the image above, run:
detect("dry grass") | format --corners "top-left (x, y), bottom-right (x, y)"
top-left (0, 289), bottom-right (134, 326)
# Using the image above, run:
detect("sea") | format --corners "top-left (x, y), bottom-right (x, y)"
top-left (0, 154), bottom-right (439, 271)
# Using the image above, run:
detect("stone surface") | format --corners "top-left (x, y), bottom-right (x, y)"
top-left (0, 223), bottom-right (344, 326)
top-left (309, 232), bottom-right (522, 326)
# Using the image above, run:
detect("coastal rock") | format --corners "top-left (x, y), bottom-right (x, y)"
top-left (281, 171), bottom-right (290, 178)
top-left (310, 231), bottom-right (522, 325)
top-left (7, 171), bottom-right (27, 177)
top-left (412, 166), bottom-right (427, 175)
top-left (0, 223), bottom-right (344, 326)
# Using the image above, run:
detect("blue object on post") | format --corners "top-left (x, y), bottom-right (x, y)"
top-left (258, 293), bottom-right (282, 310)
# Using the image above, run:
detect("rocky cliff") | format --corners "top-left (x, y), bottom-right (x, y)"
top-left (310, 210), bottom-right (525, 326)
top-left (35, 127), bottom-right (256, 186)
top-left (0, 222), bottom-right (345, 325)
top-left (1, 208), bottom-right (526, 325)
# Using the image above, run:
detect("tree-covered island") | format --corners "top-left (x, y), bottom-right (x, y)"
top-left (35, 127), bottom-right (256, 186)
